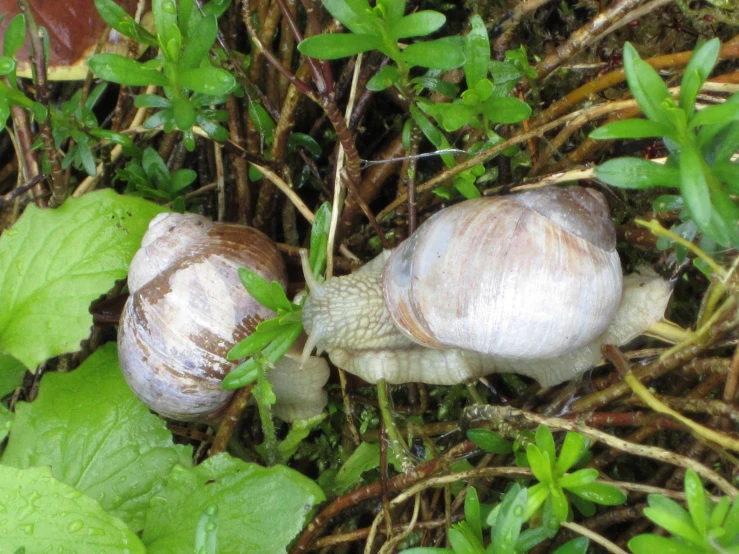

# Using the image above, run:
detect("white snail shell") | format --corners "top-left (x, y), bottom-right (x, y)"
top-left (302, 186), bottom-right (671, 386)
top-left (119, 213), bottom-right (329, 422)
top-left (383, 186), bottom-right (623, 358)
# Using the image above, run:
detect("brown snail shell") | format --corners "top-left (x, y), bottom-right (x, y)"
top-left (119, 213), bottom-right (317, 422)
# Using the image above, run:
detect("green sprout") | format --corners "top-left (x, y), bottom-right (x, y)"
top-left (629, 469), bottom-right (739, 554)
top-left (89, 0), bottom-right (236, 151)
top-left (591, 38), bottom-right (739, 249)
top-left (522, 426), bottom-right (626, 522)
top-left (402, 485), bottom-right (589, 554)
top-left (297, 0), bottom-right (464, 85)
top-left (0, 13), bottom-right (47, 131)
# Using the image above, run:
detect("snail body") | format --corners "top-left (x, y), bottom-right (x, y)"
top-left (302, 186), bottom-right (671, 386)
top-left (119, 213), bottom-right (329, 422)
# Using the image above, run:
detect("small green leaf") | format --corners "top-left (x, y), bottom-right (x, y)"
top-left (557, 468), bottom-right (598, 489)
top-left (527, 445), bottom-right (553, 484)
top-left (173, 97), bottom-right (197, 130)
top-left (437, 103), bottom-right (477, 132)
top-left (171, 168), bottom-right (197, 193)
top-left (684, 470), bottom-right (707, 537)
top-left (202, 0), bottom-right (232, 18)
top-left (590, 118), bottom-right (673, 140)
top-left (180, 13), bottom-right (218, 69)
top-left (570, 494), bottom-right (596, 517)
top-left (535, 425), bottom-right (556, 463)
top-left (288, 132), bottom-right (322, 157)
top-left (367, 64), bottom-right (401, 91)
top-left (550, 485), bottom-right (569, 522)
top-left (152, 0), bottom-right (180, 53)
top-left (222, 323), bottom-right (303, 389)
top-left (331, 441), bottom-right (380, 494)
top-left (401, 38), bottom-right (465, 70)
top-left (481, 96), bottom-right (531, 124)
top-left (377, 0), bottom-right (405, 25)
top-left (448, 526), bottom-right (480, 554)
top-left (94, 0), bottom-right (157, 45)
top-left (628, 534), bottom-right (699, 554)
top-left (622, 42), bottom-right (674, 127)
top-left (464, 487), bottom-right (483, 544)
top-left (595, 157), bottom-right (680, 189)
top-left (228, 324), bottom-right (285, 360)
top-left (567, 482), bottom-right (626, 506)
top-left (690, 102), bottom-right (739, 128)
top-left (552, 537), bottom-right (589, 554)
top-left (179, 67), bottom-right (237, 96)
top-left (89, 53), bottom-right (169, 86)
top-left (389, 11), bottom-right (445, 40)
top-left (454, 175), bottom-right (482, 199)
top-left (644, 505), bottom-right (704, 546)
top-left (679, 144), bottom-right (711, 227)
top-left (298, 33), bottom-right (380, 59)
top-left (679, 38), bottom-right (720, 115)
top-left (523, 482), bottom-right (550, 521)
top-left (556, 432), bottom-right (588, 475)
top-left (3, 14), bottom-right (26, 58)
top-left (321, 0), bottom-right (373, 35)
top-left (248, 101), bottom-right (276, 141)
top-left (709, 186), bottom-right (739, 247)
top-left (134, 94), bottom-right (172, 109)
top-left (722, 496), bottom-right (739, 543)
top-left (464, 15), bottom-right (489, 89)
top-left (309, 202), bottom-right (332, 281)
top-left (237, 267), bottom-right (282, 312)
top-left (712, 162), bottom-right (739, 194)
top-left (410, 103), bottom-right (455, 168)
top-left (466, 429), bottom-right (512, 454)
top-left (492, 484), bottom-right (527, 554)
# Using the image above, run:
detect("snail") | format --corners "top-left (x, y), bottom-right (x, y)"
top-left (301, 186), bottom-right (672, 386)
top-left (118, 212), bottom-right (330, 422)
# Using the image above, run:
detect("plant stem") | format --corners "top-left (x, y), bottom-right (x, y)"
top-left (376, 379), bottom-right (415, 473)
top-left (255, 366), bottom-right (281, 465)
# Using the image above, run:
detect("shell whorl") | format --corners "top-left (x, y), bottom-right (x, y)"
top-left (382, 187), bottom-right (624, 360)
top-left (119, 213), bottom-right (289, 421)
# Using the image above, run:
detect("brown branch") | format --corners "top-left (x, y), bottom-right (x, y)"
top-left (15, 0), bottom-right (65, 207)
top-left (289, 440), bottom-right (478, 553)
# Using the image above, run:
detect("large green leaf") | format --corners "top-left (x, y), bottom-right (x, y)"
top-left (142, 453), bottom-right (326, 553)
top-left (0, 465), bottom-right (146, 553)
top-left (0, 189), bottom-right (166, 370)
top-left (2, 343), bottom-right (192, 533)
top-left (0, 402), bottom-right (12, 442)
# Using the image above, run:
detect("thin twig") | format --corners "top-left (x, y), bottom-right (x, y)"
top-left (15, 0), bottom-right (65, 207)
top-left (560, 521), bottom-right (629, 554)
top-left (604, 345), bottom-right (739, 453)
